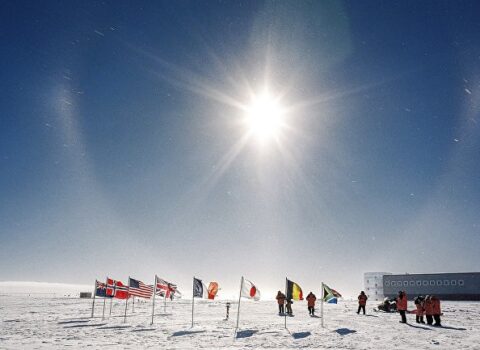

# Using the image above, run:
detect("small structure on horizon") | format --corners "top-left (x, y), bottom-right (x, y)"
top-left (80, 292), bottom-right (92, 299)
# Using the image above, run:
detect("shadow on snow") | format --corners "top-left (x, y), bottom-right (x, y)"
top-left (292, 331), bottom-right (311, 339)
top-left (335, 328), bottom-right (357, 336)
top-left (236, 329), bottom-right (258, 338)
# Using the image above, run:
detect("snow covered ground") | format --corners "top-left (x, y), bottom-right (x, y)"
top-left (1, 291), bottom-right (479, 349)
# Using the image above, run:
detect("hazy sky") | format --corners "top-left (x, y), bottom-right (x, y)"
top-left (1, 0), bottom-right (479, 298)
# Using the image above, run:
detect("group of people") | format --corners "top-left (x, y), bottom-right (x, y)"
top-left (275, 291), bottom-right (317, 316)
top-left (358, 290), bottom-right (442, 326)
top-left (414, 294), bottom-right (442, 326)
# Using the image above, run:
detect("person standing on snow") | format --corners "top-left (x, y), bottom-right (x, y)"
top-left (306, 292), bottom-right (317, 316)
top-left (276, 291), bottom-right (286, 314)
top-left (357, 291), bottom-right (368, 315)
top-left (285, 299), bottom-right (293, 316)
top-left (397, 291), bottom-right (408, 323)
top-left (431, 295), bottom-right (442, 327)
top-left (414, 296), bottom-right (425, 324)
top-left (424, 295), bottom-right (434, 325)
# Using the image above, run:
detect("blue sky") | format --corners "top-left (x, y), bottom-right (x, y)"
top-left (1, 0), bottom-right (479, 297)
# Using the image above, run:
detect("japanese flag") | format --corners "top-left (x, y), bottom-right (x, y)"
top-left (241, 278), bottom-right (260, 301)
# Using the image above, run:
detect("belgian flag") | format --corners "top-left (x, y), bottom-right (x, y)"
top-left (286, 279), bottom-right (303, 300)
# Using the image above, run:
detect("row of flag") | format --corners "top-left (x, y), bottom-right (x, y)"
top-left (94, 277), bottom-right (340, 303)
top-left (94, 276), bottom-right (180, 300)
top-left (92, 276), bottom-right (341, 329)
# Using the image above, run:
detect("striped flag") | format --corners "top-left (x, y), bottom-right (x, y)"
top-left (286, 279), bottom-right (303, 301)
top-left (322, 283), bottom-right (342, 304)
top-left (128, 278), bottom-right (154, 299)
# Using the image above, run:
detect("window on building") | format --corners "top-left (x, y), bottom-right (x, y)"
top-left (458, 280), bottom-right (464, 286)
top-left (410, 281), bottom-right (415, 286)
top-left (444, 280), bottom-right (450, 286)
top-left (403, 281), bottom-right (408, 287)
top-left (423, 280), bottom-right (428, 286)
top-left (430, 280), bottom-right (435, 286)
top-left (385, 281), bottom-right (390, 286)
top-left (437, 280), bottom-right (442, 286)
top-left (416, 281), bottom-right (422, 286)
top-left (451, 280), bottom-right (457, 286)
top-left (397, 281), bottom-right (402, 286)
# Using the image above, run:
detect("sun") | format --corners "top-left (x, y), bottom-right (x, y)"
top-left (244, 91), bottom-right (286, 142)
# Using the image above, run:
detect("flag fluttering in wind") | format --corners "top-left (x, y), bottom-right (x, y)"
top-left (286, 279), bottom-right (303, 301)
top-left (240, 278), bottom-right (260, 301)
top-left (193, 277), bottom-right (207, 298)
top-left (322, 283), bottom-right (342, 304)
top-left (128, 278), bottom-right (153, 299)
top-left (207, 282), bottom-right (219, 300)
top-left (106, 278), bottom-right (129, 299)
top-left (155, 276), bottom-right (177, 298)
top-left (95, 280), bottom-right (107, 297)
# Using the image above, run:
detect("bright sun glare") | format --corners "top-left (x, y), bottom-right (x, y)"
top-left (245, 91), bottom-right (286, 142)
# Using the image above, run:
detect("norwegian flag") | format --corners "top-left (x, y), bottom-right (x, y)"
top-left (155, 276), bottom-right (177, 298)
top-left (106, 278), bottom-right (129, 299)
top-left (128, 277), bottom-right (154, 299)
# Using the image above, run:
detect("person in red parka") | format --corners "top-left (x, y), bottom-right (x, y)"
top-left (357, 291), bottom-right (368, 315)
top-left (306, 292), bottom-right (317, 316)
top-left (396, 291), bottom-right (408, 323)
top-left (276, 291), bottom-right (286, 315)
top-left (414, 296), bottom-right (425, 324)
top-left (424, 295), bottom-right (434, 325)
top-left (431, 295), bottom-right (442, 326)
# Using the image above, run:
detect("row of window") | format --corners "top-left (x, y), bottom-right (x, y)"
top-left (385, 280), bottom-right (465, 287)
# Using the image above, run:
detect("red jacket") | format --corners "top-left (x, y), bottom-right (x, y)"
top-left (432, 298), bottom-right (441, 315)
top-left (397, 293), bottom-right (408, 311)
top-left (358, 294), bottom-right (368, 306)
top-left (415, 303), bottom-right (424, 316)
top-left (424, 299), bottom-right (434, 315)
top-left (306, 294), bottom-right (316, 307)
top-left (276, 293), bottom-right (286, 305)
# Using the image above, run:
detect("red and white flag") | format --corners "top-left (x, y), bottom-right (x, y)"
top-left (128, 277), bottom-right (153, 299)
top-left (106, 278), bottom-right (129, 299)
top-left (155, 276), bottom-right (177, 298)
top-left (240, 278), bottom-right (260, 301)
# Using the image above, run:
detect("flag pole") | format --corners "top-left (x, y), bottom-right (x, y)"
top-left (284, 277), bottom-right (287, 329)
top-left (132, 297), bottom-right (135, 313)
top-left (109, 296), bottom-right (113, 316)
top-left (123, 277), bottom-right (130, 323)
top-left (91, 280), bottom-right (97, 318)
top-left (151, 275), bottom-right (157, 325)
top-left (321, 282), bottom-right (324, 328)
top-left (164, 289), bottom-right (167, 314)
top-left (235, 276), bottom-right (243, 334)
top-left (191, 277), bottom-right (195, 328)
top-left (101, 296), bottom-right (106, 320)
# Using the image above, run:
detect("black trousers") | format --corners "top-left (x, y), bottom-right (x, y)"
top-left (399, 310), bottom-right (407, 323)
top-left (308, 306), bottom-right (314, 315)
top-left (357, 305), bottom-right (366, 314)
top-left (426, 315), bottom-right (433, 325)
top-left (278, 304), bottom-right (284, 314)
top-left (416, 315), bottom-right (424, 323)
top-left (433, 314), bottom-right (441, 326)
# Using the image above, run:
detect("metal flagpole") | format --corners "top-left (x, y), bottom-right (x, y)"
top-left (191, 277), bottom-right (195, 328)
top-left (91, 280), bottom-right (97, 318)
top-left (132, 297), bottom-right (135, 313)
top-left (123, 277), bottom-right (130, 323)
top-left (109, 297), bottom-right (113, 316)
top-left (235, 276), bottom-right (244, 334)
top-left (284, 277), bottom-right (288, 329)
top-left (164, 289), bottom-right (167, 313)
top-left (151, 275), bottom-right (157, 325)
top-left (321, 282), bottom-right (324, 328)
top-left (101, 296), bottom-right (106, 320)
top-left (109, 277), bottom-right (114, 316)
